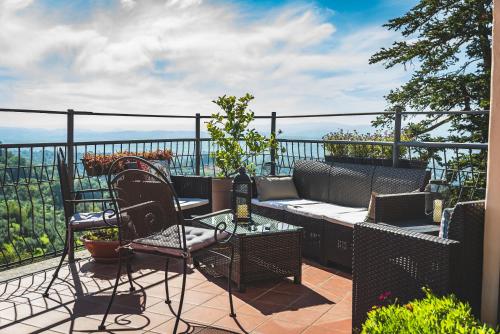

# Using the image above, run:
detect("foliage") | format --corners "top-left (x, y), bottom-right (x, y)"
top-left (206, 94), bottom-right (280, 177)
top-left (370, 0), bottom-right (492, 144)
top-left (361, 288), bottom-right (497, 334)
top-left (82, 228), bottom-right (119, 242)
top-left (82, 149), bottom-right (172, 176)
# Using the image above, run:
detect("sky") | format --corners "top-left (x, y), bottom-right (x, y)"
top-left (0, 0), bottom-right (418, 132)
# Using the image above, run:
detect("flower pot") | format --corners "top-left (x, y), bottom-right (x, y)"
top-left (212, 178), bottom-right (232, 212)
top-left (82, 238), bottom-right (120, 263)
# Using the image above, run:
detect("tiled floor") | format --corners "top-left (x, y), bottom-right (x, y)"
top-left (0, 254), bottom-right (352, 333)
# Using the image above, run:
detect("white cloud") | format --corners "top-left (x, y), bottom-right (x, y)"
top-left (0, 0), bottom-right (407, 132)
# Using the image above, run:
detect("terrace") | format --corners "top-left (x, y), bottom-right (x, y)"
top-left (0, 105), bottom-right (495, 333)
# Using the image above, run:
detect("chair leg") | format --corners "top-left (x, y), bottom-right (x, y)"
top-left (98, 256), bottom-right (123, 330)
top-left (173, 257), bottom-right (187, 334)
top-left (43, 229), bottom-right (70, 297)
top-left (126, 256), bottom-right (135, 292)
top-left (164, 258), bottom-right (171, 304)
top-left (68, 231), bottom-right (75, 262)
top-left (227, 246), bottom-right (236, 318)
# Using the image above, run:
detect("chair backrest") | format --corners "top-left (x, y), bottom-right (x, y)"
top-left (107, 156), bottom-right (186, 249)
top-left (56, 148), bottom-right (74, 220)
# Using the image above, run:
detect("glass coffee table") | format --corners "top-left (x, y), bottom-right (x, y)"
top-left (193, 209), bottom-right (303, 292)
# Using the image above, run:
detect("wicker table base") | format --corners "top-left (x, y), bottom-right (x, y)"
top-left (194, 211), bottom-right (303, 292)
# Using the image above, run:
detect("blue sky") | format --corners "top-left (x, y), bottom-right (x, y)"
top-left (0, 0), bottom-right (417, 132)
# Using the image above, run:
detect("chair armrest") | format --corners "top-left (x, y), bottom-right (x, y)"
top-left (171, 175), bottom-right (212, 202)
top-left (374, 192), bottom-right (428, 223)
top-left (352, 222), bottom-right (460, 330)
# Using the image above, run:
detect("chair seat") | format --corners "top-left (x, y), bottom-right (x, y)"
top-left (130, 225), bottom-right (225, 257)
top-left (70, 211), bottom-right (117, 231)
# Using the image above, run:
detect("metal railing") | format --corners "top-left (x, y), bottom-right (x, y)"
top-left (0, 107), bottom-right (489, 269)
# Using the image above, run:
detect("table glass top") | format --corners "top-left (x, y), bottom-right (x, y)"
top-left (196, 211), bottom-right (302, 236)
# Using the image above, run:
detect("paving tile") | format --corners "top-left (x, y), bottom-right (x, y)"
top-left (149, 316), bottom-right (190, 333)
top-left (181, 305), bottom-right (227, 325)
top-left (213, 313), bottom-right (266, 333)
top-left (171, 290), bottom-right (218, 306)
top-left (122, 310), bottom-right (172, 331)
top-left (255, 290), bottom-right (302, 306)
top-left (272, 308), bottom-right (325, 326)
top-left (202, 294), bottom-right (245, 311)
top-left (0, 320), bottom-right (40, 334)
top-left (252, 319), bottom-right (307, 334)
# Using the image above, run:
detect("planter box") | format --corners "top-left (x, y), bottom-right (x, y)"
top-left (325, 156), bottom-right (428, 169)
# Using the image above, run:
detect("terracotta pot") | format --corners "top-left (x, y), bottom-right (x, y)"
top-left (212, 178), bottom-right (232, 212)
top-left (82, 239), bottom-right (120, 263)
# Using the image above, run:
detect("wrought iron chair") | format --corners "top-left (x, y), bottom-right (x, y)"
top-left (43, 148), bottom-right (114, 297)
top-left (98, 156), bottom-right (237, 333)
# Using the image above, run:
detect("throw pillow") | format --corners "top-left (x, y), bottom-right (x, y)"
top-left (255, 176), bottom-right (299, 201)
top-left (438, 208), bottom-right (454, 239)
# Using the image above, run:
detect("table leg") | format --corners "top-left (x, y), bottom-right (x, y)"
top-left (293, 274), bottom-right (301, 285)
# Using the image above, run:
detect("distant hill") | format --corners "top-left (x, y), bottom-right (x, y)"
top-left (0, 122), bottom-right (373, 144)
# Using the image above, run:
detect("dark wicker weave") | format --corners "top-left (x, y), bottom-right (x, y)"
top-left (352, 201), bottom-right (485, 331)
top-left (171, 175), bottom-right (212, 218)
top-left (194, 211), bottom-right (303, 292)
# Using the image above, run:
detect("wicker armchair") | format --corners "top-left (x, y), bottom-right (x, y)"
top-left (352, 200), bottom-right (485, 331)
top-left (171, 175), bottom-right (212, 218)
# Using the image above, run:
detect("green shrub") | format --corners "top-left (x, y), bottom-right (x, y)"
top-left (361, 289), bottom-right (497, 334)
top-left (82, 228), bottom-right (119, 241)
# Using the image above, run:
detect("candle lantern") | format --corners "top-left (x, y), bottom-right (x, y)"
top-left (425, 179), bottom-right (451, 223)
top-left (232, 167), bottom-right (252, 225)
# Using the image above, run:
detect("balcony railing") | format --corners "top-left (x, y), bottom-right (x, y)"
top-left (0, 108), bottom-right (489, 269)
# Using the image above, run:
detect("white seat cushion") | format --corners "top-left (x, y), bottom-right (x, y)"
top-left (178, 198), bottom-right (209, 210)
top-left (70, 211), bottom-right (117, 231)
top-left (131, 225), bottom-right (226, 257)
top-left (251, 198), bottom-right (321, 210)
top-left (285, 202), bottom-right (366, 221)
top-left (323, 210), bottom-right (369, 227)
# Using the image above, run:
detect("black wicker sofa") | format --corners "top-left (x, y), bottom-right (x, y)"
top-left (170, 175), bottom-right (212, 218)
top-left (251, 160), bottom-right (429, 268)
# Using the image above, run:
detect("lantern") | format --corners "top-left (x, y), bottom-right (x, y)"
top-left (232, 167), bottom-right (252, 225)
top-left (425, 179), bottom-right (451, 223)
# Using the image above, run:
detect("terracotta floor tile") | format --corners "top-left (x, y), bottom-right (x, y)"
top-left (273, 308), bottom-right (325, 326)
top-left (190, 280), bottom-right (228, 295)
top-left (313, 318), bottom-right (352, 333)
top-left (171, 290), bottom-right (218, 306)
top-left (181, 305), bottom-right (228, 324)
top-left (122, 310), bottom-right (172, 331)
top-left (255, 290), bottom-right (302, 306)
top-left (213, 313), bottom-right (266, 333)
top-left (0, 321), bottom-right (40, 334)
top-left (202, 294), bottom-right (244, 311)
top-left (0, 303), bottom-right (46, 321)
top-left (146, 299), bottom-right (197, 315)
top-left (149, 316), bottom-right (191, 333)
top-left (302, 325), bottom-right (351, 334)
top-left (252, 319), bottom-right (307, 334)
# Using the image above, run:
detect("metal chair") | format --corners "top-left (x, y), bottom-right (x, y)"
top-left (98, 156), bottom-right (237, 333)
top-left (43, 148), bottom-right (114, 297)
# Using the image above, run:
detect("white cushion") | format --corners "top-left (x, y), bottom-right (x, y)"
top-left (251, 198), bottom-right (320, 210)
top-left (131, 225), bottom-right (227, 257)
top-left (70, 211), bottom-right (117, 230)
top-left (178, 198), bottom-right (209, 210)
top-left (323, 210), bottom-right (369, 227)
top-left (285, 203), bottom-right (366, 220)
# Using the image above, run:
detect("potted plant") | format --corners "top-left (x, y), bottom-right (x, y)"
top-left (322, 129), bottom-right (429, 169)
top-left (206, 93), bottom-right (279, 211)
top-left (81, 228), bottom-right (122, 263)
top-left (82, 149), bottom-right (173, 176)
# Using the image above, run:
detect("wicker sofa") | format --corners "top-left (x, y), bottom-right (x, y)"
top-left (170, 175), bottom-right (212, 218)
top-left (251, 160), bottom-right (429, 268)
top-left (352, 200), bottom-right (485, 330)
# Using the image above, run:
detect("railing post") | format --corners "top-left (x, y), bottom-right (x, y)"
top-left (195, 113), bottom-right (201, 175)
top-left (67, 108), bottom-right (75, 261)
top-left (67, 109), bottom-right (75, 191)
top-left (392, 108), bottom-right (402, 167)
top-left (270, 112), bottom-right (277, 175)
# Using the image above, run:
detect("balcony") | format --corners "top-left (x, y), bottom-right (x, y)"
top-left (0, 251), bottom-right (352, 333)
top-left (0, 108), bottom-right (493, 333)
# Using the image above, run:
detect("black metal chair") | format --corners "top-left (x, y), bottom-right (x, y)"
top-left (98, 156), bottom-right (237, 333)
top-left (43, 148), bottom-right (114, 297)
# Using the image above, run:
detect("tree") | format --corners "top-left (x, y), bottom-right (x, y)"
top-left (370, 0), bottom-right (492, 143)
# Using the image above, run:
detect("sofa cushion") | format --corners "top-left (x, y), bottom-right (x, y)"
top-left (255, 176), bottom-right (299, 201)
top-left (285, 202), bottom-right (366, 221)
top-left (371, 166), bottom-right (428, 195)
top-left (323, 210), bottom-right (369, 227)
top-left (251, 198), bottom-right (320, 211)
top-left (328, 163), bottom-right (375, 208)
top-left (293, 160), bottom-right (331, 203)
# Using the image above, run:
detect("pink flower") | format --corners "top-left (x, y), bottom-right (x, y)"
top-left (378, 291), bottom-right (392, 301)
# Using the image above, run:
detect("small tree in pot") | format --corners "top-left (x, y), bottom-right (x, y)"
top-left (207, 93), bottom-right (279, 210)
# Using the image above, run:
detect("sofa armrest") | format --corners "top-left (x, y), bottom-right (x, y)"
top-left (374, 192), bottom-right (428, 223)
top-left (170, 175), bottom-right (212, 202)
top-left (352, 222), bottom-right (459, 331)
